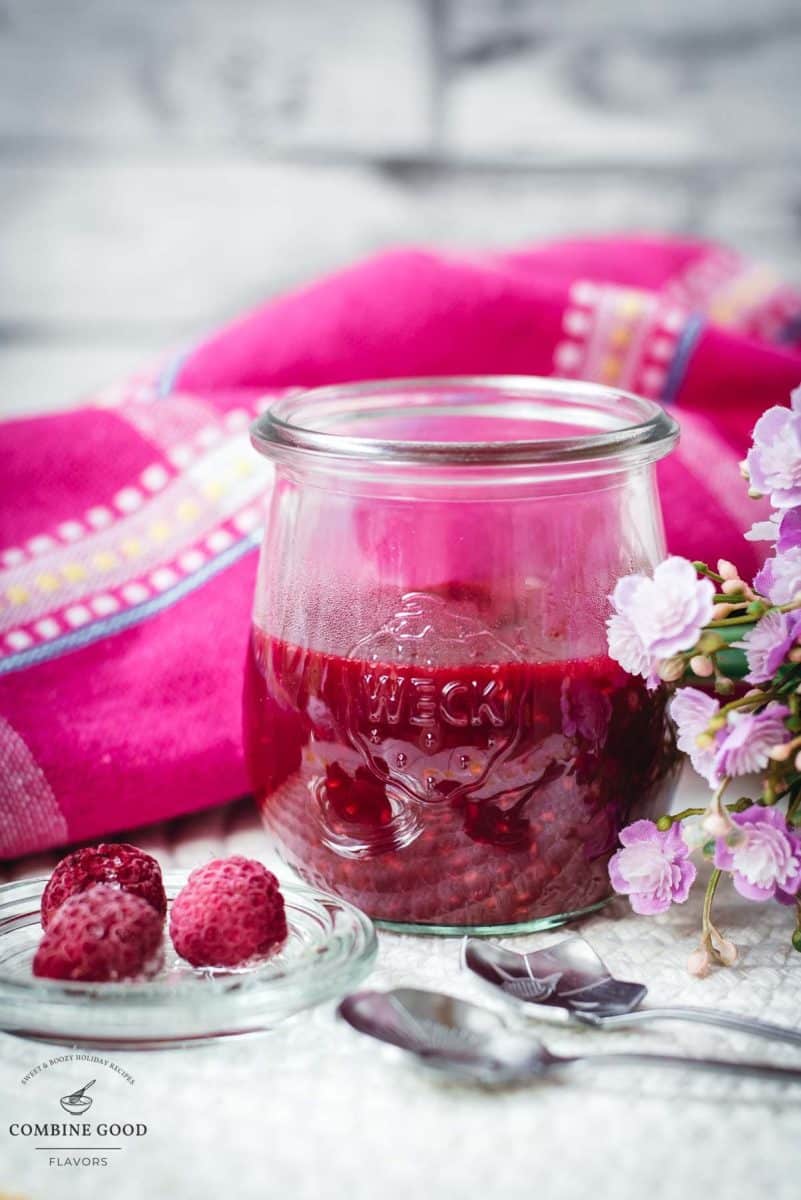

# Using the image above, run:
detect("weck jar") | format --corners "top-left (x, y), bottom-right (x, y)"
top-left (244, 377), bottom-right (680, 933)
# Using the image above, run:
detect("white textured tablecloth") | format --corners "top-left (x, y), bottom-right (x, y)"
top-left (2, 768), bottom-right (801, 1200)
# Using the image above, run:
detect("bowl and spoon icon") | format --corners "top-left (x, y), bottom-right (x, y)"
top-left (59, 1079), bottom-right (95, 1115)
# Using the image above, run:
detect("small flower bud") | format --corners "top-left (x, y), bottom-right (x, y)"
top-left (689, 654), bottom-right (715, 677)
top-left (655, 815), bottom-right (673, 832)
top-left (710, 931), bottom-right (738, 967)
top-left (687, 946), bottom-right (712, 978)
top-left (789, 648), bottom-right (801, 664)
top-left (702, 810), bottom-right (732, 839)
top-left (711, 603), bottom-right (733, 620)
top-left (721, 578), bottom-right (746, 596)
top-left (715, 675), bottom-right (735, 696)
top-left (795, 750), bottom-right (801, 772)
top-left (717, 559), bottom-right (739, 581)
top-left (658, 656), bottom-right (686, 682)
top-left (792, 929), bottom-right (801, 954)
top-left (768, 741), bottom-right (794, 762)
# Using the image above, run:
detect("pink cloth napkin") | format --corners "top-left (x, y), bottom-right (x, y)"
top-left (2, 236), bottom-right (800, 859)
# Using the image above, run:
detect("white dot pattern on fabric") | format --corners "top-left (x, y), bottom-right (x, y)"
top-left (141, 464), bottom-right (169, 492)
top-left (150, 567), bottom-right (179, 591)
top-left (178, 549), bottom-right (206, 572)
top-left (90, 594), bottom-right (119, 616)
top-left (34, 617), bottom-right (60, 639)
top-left (570, 280), bottom-right (600, 305)
top-left (114, 487), bottom-right (143, 513)
top-left (168, 445), bottom-right (193, 468)
top-left (207, 529), bottom-right (234, 553)
top-left (5, 630), bottom-right (33, 651)
top-left (57, 520), bottom-right (85, 542)
top-left (27, 535), bottom-right (56, 556)
top-left (86, 506), bottom-right (113, 528)
top-left (64, 605), bottom-right (92, 628)
top-left (233, 507), bottom-right (261, 533)
top-left (122, 582), bottom-right (149, 605)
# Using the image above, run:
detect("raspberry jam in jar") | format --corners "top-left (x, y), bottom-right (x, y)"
top-left (245, 378), bottom-right (679, 933)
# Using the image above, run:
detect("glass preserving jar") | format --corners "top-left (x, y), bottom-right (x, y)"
top-left (244, 377), bottom-right (680, 934)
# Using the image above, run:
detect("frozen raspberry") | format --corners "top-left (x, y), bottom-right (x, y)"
top-left (41, 843), bottom-right (166, 929)
top-left (169, 856), bottom-right (287, 968)
top-left (33, 884), bottom-right (164, 982)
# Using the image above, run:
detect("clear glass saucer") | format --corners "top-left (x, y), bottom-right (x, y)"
top-left (0, 870), bottom-right (377, 1049)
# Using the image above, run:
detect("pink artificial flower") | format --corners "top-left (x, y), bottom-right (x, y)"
top-left (745, 387), bottom-right (801, 508)
top-left (606, 557), bottom-right (715, 685)
top-left (753, 546), bottom-right (801, 604)
top-left (713, 702), bottom-right (790, 778)
top-left (669, 687), bottom-right (722, 786)
top-left (714, 806), bottom-right (801, 903)
top-left (733, 609), bottom-right (801, 683)
top-left (609, 820), bottom-right (697, 915)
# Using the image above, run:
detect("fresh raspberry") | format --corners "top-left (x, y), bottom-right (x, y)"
top-left (33, 884), bottom-right (164, 982)
top-left (41, 843), bottom-right (167, 929)
top-left (169, 856), bottom-right (287, 968)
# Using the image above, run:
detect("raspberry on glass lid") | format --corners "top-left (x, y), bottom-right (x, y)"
top-left (33, 884), bottom-right (164, 982)
top-left (40, 842), bottom-right (167, 929)
top-left (169, 856), bottom-right (287, 968)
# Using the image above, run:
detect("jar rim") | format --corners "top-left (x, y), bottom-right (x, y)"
top-left (250, 376), bottom-right (679, 467)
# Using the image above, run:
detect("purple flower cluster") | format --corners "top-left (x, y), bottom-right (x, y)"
top-left (610, 807), bottom-right (801, 916)
top-left (607, 386), bottom-right (801, 942)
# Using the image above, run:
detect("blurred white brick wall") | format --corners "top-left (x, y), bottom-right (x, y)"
top-left (1, 0), bottom-right (798, 415)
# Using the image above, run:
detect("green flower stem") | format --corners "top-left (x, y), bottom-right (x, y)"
top-left (702, 868), bottom-right (723, 940)
top-left (787, 790), bottom-right (801, 825)
top-left (793, 905), bottom-right (801, 953)
top-left (707, 613), bottom-right (765, 627)
top-left (663, 807), bottom-right (706, 824)
top-left (718, 691), bottom-right (775, 717)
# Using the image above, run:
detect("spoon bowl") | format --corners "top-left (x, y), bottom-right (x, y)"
top-left (463, 936), bottom-right (646, 1021)
top-left (338, 988), bottom-right (553, 1084)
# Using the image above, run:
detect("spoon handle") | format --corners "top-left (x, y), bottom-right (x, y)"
top-left (594, 1006), bottom-right (801, 1046)
top-left (561, 1048), bottom-right (801, 1084)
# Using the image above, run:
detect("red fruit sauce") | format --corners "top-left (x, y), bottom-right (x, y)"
top-left (244, 628), bottom-right (674, 928)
